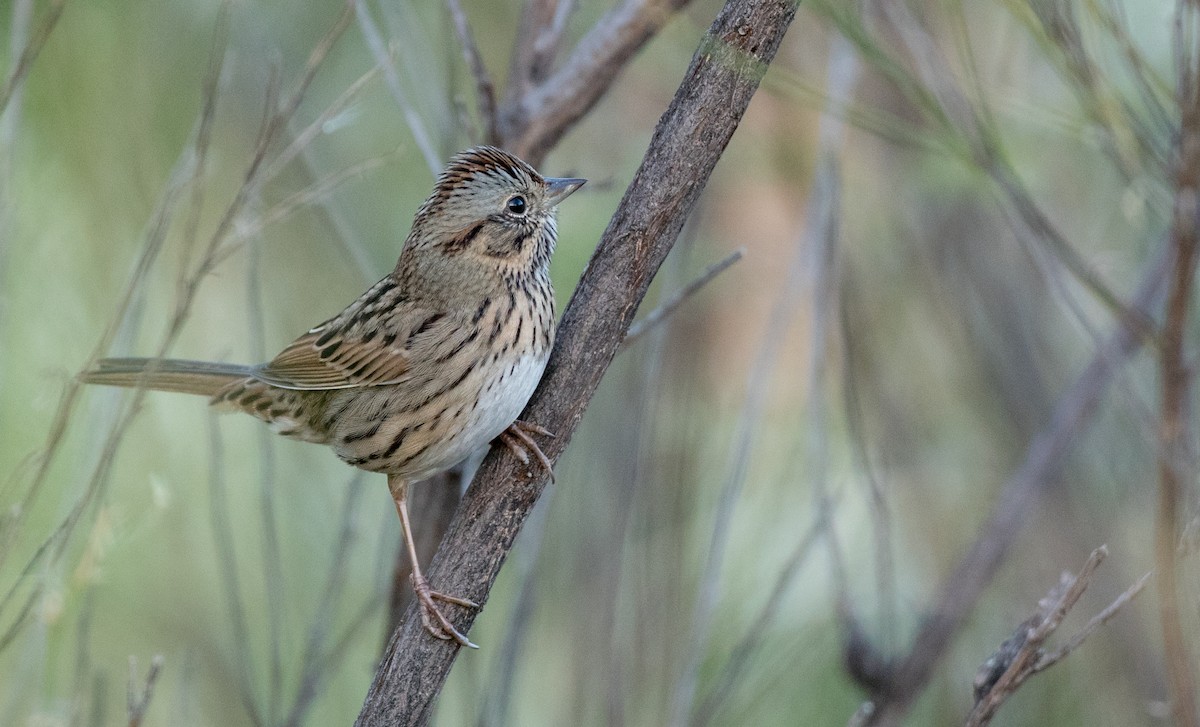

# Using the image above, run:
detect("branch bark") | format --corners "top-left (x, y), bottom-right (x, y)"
top-left (354, 1), bottom-right (799, 723)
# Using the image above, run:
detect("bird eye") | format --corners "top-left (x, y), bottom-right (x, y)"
top-left (506, 196), bottom-right (527, 215)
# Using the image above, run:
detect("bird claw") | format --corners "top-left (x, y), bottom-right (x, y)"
top-left (411, 574), bottom-right (479, 649)
top-left (496, 420), bottom-right (555, 482)
top-left (514, 420), bottom-right (554, 438)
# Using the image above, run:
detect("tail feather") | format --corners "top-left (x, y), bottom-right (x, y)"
top-left (80, 358), bottom-right (255, 397)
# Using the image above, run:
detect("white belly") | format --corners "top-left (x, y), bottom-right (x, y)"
top-left (420, 351), bottom-right (549, 476)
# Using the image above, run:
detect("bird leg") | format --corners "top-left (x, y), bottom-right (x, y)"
top-left (387, 475), bottom-right (479, 649)
top-left (496, 419), bottom-right (556, 482)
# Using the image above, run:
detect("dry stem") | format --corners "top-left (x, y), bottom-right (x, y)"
top-left (967, 547), bottom-right (1150, 726)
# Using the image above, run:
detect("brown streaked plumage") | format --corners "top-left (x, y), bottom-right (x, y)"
top-left (81, 146), bottom-right (585, 648)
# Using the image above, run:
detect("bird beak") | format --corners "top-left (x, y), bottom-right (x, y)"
top-left (545, 177), bottom-right (587, 206)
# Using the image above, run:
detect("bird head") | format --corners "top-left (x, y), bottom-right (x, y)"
top-left (403, 146), bottom-right (585, 279)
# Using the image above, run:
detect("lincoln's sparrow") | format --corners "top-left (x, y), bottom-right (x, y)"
top-left (81, 146), bottom-right (585, 647)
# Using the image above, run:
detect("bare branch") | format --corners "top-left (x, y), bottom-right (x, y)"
top-left (206, 420), bottom-right (265, 725)
top-left (264, 62), bottom-right (382, 183)
top-left (1034, 569), bottom-right (1152, 673)
top-left (674, 39), bottom-right (853, 716)
top-left (621, 248), bottom-right (744, 349)
top-left (282, 474), bottom-right (371, 727)
top-left (444, 0), bottom-right (497, 143)
top-left (691, 503), bottom-right (832, 726)
top-left (875, 0), bottom-right (1159, 348)
top-left (531, 0), bottom-right (576, 82)
top-left (218, 153), bottom-right (394, 262)
top-left (0, 0), bottom-right (65, 117)
top-left (504, 0), bottom-right (568, 101)
top-left (126, 655), bottom-right (165, 727)
top-left (354, 1), bottom-right (800, 722)
top-left (353, 0), bottom-right (441, 175)
top-left (966, 547), bottom-right (1144, 726)
top-left (0, 0), bottom-right (243, 586)
top-left (498, 0), bottom-right (693, 164)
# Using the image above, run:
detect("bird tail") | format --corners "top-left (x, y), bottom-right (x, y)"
top-left (79, 358), bottom-right (255, 397)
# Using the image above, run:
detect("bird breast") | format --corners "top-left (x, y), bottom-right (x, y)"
top-left (442, 350), bottom-right (549, 468)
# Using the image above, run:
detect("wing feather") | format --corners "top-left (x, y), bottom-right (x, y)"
top-left (251, 277), bottom-right (448, 391)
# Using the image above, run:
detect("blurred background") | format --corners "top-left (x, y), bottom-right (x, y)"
top-left (0, 0), bottom-right (1193, 724)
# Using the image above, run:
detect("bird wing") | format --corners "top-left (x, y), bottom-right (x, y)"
top-left (252, 276), bottom-right (449, 391)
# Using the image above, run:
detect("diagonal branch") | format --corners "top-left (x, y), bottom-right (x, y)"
top-left (444, 0), bottom-right (497, 143)
top-left (966, 547), bottom-right (1107, 726)
top-left (354, 1), bottom-right (800, 723)
top-left (858, 234), bottom-right (1173, 725)
top-left (966, 548), bottom-right (1151, 726)
top-left (0, 0), bottom-right (66, 117)
top-left (497, 0), bottom-right (694, 164)
top-left (503, 0), bottom-right (570, 102)
top-left (621, 247), bottom-right (744, 349)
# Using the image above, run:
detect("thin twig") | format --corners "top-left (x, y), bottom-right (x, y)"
top-left (217, 154), bottom-right (394, 264)
top-left (673, 71), bottom-right (847, 726)
top-left (1033, 569), bottom-right (1152, 672)
top-left (531, 0), bottom-right (575, 81)
top-left (126, 655), bottom-right (165, 727)
top-left (263, 62), bottom-right (383, 183)
top-left (476, 484), bottom-right (556, 727)
top-left (966, 547), bottom-right (1132, 726)
top-left (0, 0), bottom-right (66, 117)
top-left (873, 0), bottom-right (1158, 348)
top-left (198, 2), bottom-right (355, 278)
top-left (282, 474), bottom-right (368, 727)
top-left (245, 215), bottom-right (284, 724)
top-left (498, 0), bottom-right (694, 164)
top-left (444, 0), bottom-right (497, 143)
top-left (0, 0), bottom-right (36, 347)
top-left (2, 111), bottom-right (197, 572)
top-left (206, 420), bottom-right (264, 727)
top-left (354, 0), bottom-right (441, 176)
top-left (504, 0), bottom-right (564, 100)
top-left (621, 248), bottom-right (744, 349)
top-left (178, 1), bottom-right (229, 276)
top-left (691, 505), bottom-right (831, 725)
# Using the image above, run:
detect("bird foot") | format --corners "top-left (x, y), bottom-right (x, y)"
top-left (411, 573), bottom-right (479, 649)
top-left (496, 420), bottom-right (556, 482)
